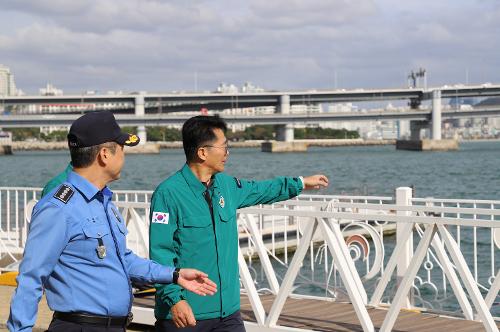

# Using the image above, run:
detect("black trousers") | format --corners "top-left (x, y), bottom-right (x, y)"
top-left (155, 310), bottom-right (245, 332)
top-left (47, 318), bottom-right (126, 332)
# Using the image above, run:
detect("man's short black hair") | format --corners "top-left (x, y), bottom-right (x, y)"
top-left (70, 142), bottom-right (117, 168)
top-left (182, 115), bottom-right (227, 162)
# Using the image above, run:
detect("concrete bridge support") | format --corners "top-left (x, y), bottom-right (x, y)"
top-left (129, 94), bottom-right (161, 153)
top-left (397, 120), bottom-right (410, 140)
top-left (409, 120), bottom-right (428, 140)
top-left (405, 90), bottom-right (443, 140)
top-left (396, 90), bottom-right (458, 151)
top-left (262, 95), bottom-right (308, 152)
top-left (0, 145), bottom-right (13, 155)
top-left (135, 95), bottom-right (146, 144)
top-left (276, 95), bottom-right (294, 142)
top-left (431, 90), bottom-right (442, 140)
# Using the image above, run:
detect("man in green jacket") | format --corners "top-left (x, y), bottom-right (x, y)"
top-left (150, 115), bottom-right (329, 331)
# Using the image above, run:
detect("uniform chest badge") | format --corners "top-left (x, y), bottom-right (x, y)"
top-left (96, 238), bottom-right (106, 259)
top-left (219, 196), bottom-right (225, 208)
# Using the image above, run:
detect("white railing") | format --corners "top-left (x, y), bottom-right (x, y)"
top-left (0, 187), bottom-right (41, 270)
top-left (236, 188), bottom-right (500, 331)
top-left (1, 186), bottom-right (499, 332)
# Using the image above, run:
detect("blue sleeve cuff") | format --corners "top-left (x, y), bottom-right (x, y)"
top-left (155, 265), bottom-right (175, 284)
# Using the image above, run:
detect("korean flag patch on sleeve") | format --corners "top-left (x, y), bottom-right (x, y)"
top-left (152, 211), bottom-right (169, 224)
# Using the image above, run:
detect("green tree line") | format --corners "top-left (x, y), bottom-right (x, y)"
top-left (6, 128), bottom-right (68, 142)
top-left (5, 125), bottom-right (359, 142)
top-left (226, 126), bottom-right (359, 140)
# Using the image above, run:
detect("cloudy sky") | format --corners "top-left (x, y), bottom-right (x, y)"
top-left (0, 0), bottom-right (499, 94)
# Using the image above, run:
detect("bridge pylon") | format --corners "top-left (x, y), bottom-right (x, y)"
top-left (397, 89), bottom-right (458, 151)
top-left (261, 95), bottom-right (308, 152)
top-left (276, 95), bottom-right (293, 142)
top-left (135, 94), bottom-right (146, 144)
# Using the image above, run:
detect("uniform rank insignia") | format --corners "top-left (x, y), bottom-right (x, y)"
top-left (152, 211), bottom-right (169, 224)
top-left (234, 177), bottom-right (242, 188)
top-left (125, 134), bottom-right (139, 145)
top-left (219, 196), bottom-right (225, 208)
top-left (53, 185), bottom-right (74, 204)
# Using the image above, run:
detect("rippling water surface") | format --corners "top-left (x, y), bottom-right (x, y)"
top-left (1, 141), bottom-right (500, 314)
top-left (2, 141), bottom-right (499, 199)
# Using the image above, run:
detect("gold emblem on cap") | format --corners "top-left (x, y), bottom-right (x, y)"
top-left (125, 134), bottom-right (139, 144)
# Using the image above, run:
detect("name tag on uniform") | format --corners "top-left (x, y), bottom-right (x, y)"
top-left (152, 211), bottom-right (169, 224)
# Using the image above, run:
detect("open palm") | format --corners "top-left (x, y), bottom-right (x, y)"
top-left (177, 268), bottom-right (217, 296)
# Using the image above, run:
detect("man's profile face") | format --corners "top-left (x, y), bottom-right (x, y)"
top-left (107, 143), bottom-right (125, 181)
top-left (204, 128), bottom-right (228, 173)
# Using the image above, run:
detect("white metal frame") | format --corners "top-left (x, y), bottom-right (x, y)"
top-left (2, 186), bottom-right (500, 332)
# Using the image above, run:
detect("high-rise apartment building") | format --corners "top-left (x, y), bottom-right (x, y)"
top-left (0, 64), bottom-right (17, 96)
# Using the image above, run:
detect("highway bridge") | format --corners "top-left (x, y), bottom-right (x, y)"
top-left (1, 84), bottom-right (500, 111)
top-left (1, 84), bottom-right (500, 144)
top-left (1, 106), bottom-right (500, 128)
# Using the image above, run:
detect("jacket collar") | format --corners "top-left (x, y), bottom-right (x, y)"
top-left (180, 163), bottom-right (218, 196)
top-left (67, 171), bottom-right (113, 201)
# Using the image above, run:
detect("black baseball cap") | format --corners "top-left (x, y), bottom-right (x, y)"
top-left (67, 111), bottom-right (140, 148)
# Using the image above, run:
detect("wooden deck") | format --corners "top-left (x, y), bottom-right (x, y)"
top-left (133, 293), bottom-right (499, 331)
top-left (0, 285), bottom-right (494, 332)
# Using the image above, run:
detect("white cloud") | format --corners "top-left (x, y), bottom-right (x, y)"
top-left (1, 0), bottom-right (219, 33)
top-left (0, 0), bottom-right (498, 92)
top-left (249, 0), bottom-right (376, 27)
top-left (413, 23), bottom-right (455, 43)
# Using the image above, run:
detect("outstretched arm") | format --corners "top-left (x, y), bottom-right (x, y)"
top-left (124, 251), bottom-right (217, 296)
top-left (234, 174), bottom-right (329, 209)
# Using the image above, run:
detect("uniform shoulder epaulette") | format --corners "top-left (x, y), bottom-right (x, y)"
top-left (53, 184), bottom-right (74, 204)
top-left (234, 177), bottom-right (242, 188)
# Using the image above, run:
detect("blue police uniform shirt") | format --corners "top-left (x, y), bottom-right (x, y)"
top-left (8, 171), bottom-right (174, 332)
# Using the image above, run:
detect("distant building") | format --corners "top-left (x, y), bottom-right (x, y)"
top-left (0, 64), bottom-right (17, 96)
top-left (216, 83), bottom-right (239, 93)
top-left (474, 97), bottom-right (500, 134)
top-left (37, 83), bottom-right (70, 132)
top-left (241, 82), bottom-right (264, 93)
top-left (323, 103), bottom-right (359, 131)
top-left (39, 83), bottom-right (63, 96)
top-left (291, 104), bottom-right (321, 114)
top-left (216, 82), bottom-right (266, 94)
top-left (221, 106), bottom-right (275, 132)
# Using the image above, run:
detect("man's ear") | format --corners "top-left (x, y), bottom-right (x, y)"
top-left (97, 146), bottom-right (110, 166)
top-left (197, 147), bottom-right (208, 162)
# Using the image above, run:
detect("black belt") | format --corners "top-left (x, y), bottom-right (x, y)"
top-left (53, 311), bottom-right (133, 327)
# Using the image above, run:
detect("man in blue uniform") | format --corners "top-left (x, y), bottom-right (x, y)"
top-left (8, 111), bottom-right (217, 332)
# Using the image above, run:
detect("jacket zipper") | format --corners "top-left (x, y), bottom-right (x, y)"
top-left (203, 188), bottom-right (224, 316)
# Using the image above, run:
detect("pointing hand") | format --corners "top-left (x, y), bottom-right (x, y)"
top-left (302, 175), bottom-right (329, 190)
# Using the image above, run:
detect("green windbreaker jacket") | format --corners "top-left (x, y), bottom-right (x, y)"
top-left (149, 164), bottom-right (303, 320)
